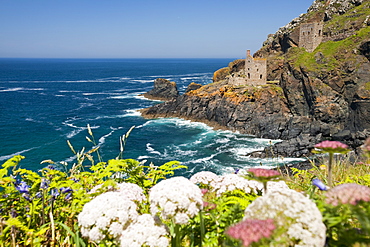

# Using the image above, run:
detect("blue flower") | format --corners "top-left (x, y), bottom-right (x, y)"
top-left (22, 193), bottom-right (32, 202)
top-left (35, 192), bottom-right (43, 198)
top-left (312, 178), bottom-right (327, 191)
top-left (15, 181), bottom-right (30, 194)
top-left (60, 187), bottom-right (73, 194)
top-left (40, 178), bottom-right (49, 189)
top-left (51, 188), bottom-right (60, 199)
top-left (65, 193), bottom-right (72, 200)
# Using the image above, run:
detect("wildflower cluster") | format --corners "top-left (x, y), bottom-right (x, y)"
top-left (325, 183), bottom-right (370, 206)
top-left (314, 140), bottom-right (349, 153)
top-left (89, 181), bottom-right (146, 202)
top-left (313, 140), bottom-right (350, 187)
top-left (119, 214), bottom-right (168, 247)
top-left (190, 171), bottom-right (288, 196)
top-left (78, 191), bottom-right (140, 242)
top-left (226, 218), bottom-right (276, 246)
top-left (244, 189), bottom-right (326, 246)
top-left (149, 176), bottom-right (203, 225)
top-left (3, 126), bottom-right (370, 246)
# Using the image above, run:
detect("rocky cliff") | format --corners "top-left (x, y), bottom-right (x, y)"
top-left (141, 0), bottom-right (370, 158)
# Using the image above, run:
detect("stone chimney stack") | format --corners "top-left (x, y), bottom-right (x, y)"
top-left (247, 50), bottom-right (251, 57)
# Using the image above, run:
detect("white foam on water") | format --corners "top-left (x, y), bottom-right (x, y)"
top-left (0, 147), bottom-right (37, 162)
top-left (137, 155), bottom-right (151, 160)
top-left (82, 92), bottom-right (110, 96)
top-left (161, 118), bottom-right (215, 133)
top-left (109, 95), bottom-right (132, 99)
top-left (92, 110), bottom-right (140, 120)
top-left (0, 87), bottom-right (25, 92)
top-left (165, 145), bottom-right (198, 158)
top-left (76, 102), bottom-right (94, 111)
top-left (230, 146), bottom-right (265, 157)
top-left (59, 90), bottom-right (82, 93)
top-left (63, 122), bottom-right (99, 139)
top-left (98, 127), bottom-right (123, 146)
top-left (133, 95), bottom-right (164, 102)
top-left (146, 143), bottom-right (162, 156)
top-left (130, 79), bottom-right (153, 84)
top-left (124, 109), bottom-right (142, 117)
top-left (25, 118), bottom-right (43, 123)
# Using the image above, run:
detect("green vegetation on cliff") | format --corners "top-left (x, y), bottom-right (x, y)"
top-left (288, 26), bottom-right (370, 73)
top-left (286, 0), bottom-right (370, 74)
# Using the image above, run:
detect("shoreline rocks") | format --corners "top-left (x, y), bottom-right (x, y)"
top-left (141, 78), bottom-right (179, 101)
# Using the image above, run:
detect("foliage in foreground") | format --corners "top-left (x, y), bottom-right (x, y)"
top-left (0, 126), bottom-right (370, 247)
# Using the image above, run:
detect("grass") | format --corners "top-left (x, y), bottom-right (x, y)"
top-left (286, 25), bottom-right (370, 74)
top-left (283, 154), bottom-right (370, 192)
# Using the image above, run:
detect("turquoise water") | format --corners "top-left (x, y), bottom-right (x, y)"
top-left (0, 58), bottom-right (302, 176)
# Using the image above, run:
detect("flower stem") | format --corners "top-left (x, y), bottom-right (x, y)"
top-left (171, 223), bottom-right (181, 247)
top-left (328, 153), bottom-right (333, 188)
top-left (263, 182), bottom-right (268, 194)
top-left (199, 211), bottom-right (204, 247)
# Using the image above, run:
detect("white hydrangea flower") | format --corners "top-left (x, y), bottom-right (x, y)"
top-left (244, 189), bottom-right (326, 247)
top-left (266, 180), bottom-right (289, 193)
top-left (115, 182), bottom-right (146, 202)
top-left (89, 182), bottom-right (146, 202)
top-left (120, 214), bottom-right (169, 247)
top-left (149, 176), bottom-right (203, 224)
top-left (190, 171), bottom-right (220, 187)
top-left (191, 171), bottom-right (289, 196)
top-left (78, 191), bottom-right (139, 242)
top-left (212, 174), bottom-right (263, 196)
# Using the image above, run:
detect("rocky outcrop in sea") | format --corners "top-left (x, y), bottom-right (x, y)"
top-left (142, 78), bottom-right (179, 101)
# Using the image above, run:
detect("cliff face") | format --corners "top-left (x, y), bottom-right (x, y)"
top-left (141, 0), bottom-right (370, 157)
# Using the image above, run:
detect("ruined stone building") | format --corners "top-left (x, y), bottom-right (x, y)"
top-left (299, 22), bottom-right (324, 52)
top-left (228, 50), bottom-right (267, 86)
top-left (245, 50), bottom-right (267, 85)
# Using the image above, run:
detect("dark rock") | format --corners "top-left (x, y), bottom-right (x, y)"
top-left (314, 52), bottom-right (327, 64)
top-left (142, 78), bottom-right (179, 101)
top-left (359, 41), bottom-right (370, 62)
top-left (185, 82), bottom-right (202, 94)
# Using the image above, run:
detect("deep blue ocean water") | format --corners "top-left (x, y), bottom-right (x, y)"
top-left (0, 58), bottom-right (303, 177)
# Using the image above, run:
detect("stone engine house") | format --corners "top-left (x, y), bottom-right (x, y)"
top-left (245, 50), bottom-right (267, 85)
top-left (299, 22), bottom-right (324, 53)
top-left (228, 50), bottom-right (267, 86)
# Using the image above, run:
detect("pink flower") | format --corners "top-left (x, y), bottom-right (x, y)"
top-left (226, 219), bottom-right (275, 246)
top-left (247, 168), bottom-right (280, 178)
top-left (314, 140), bottom-right (349, 154)
top-left (325, 183), bottom-right (370, 206)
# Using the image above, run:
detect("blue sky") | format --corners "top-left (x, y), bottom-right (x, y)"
top-left (0, 0), bottom-right (314, 58)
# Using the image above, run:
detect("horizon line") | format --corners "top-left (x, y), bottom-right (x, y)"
top-left (0, 57), bottom-right (240, 60)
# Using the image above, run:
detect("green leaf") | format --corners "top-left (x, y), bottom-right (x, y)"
top-left (2, 155), bottom-right (25, 169)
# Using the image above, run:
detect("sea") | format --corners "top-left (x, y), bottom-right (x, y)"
top-left (0, 58), bottom-right (304, 177)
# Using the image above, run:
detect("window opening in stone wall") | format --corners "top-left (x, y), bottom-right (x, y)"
top-left (248, 73), bottom-right (250, 79)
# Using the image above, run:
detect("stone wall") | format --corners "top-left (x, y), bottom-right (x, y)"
top-left (299, 22), bottom-right (324, 52)
top-left (244, 50), bottom-right (267, 86)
